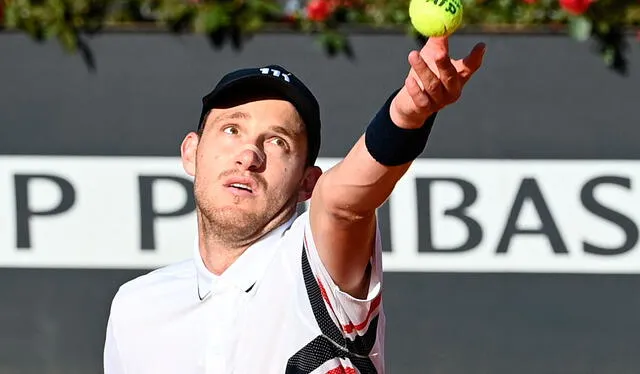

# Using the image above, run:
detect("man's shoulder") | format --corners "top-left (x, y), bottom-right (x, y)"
top-left (120, 258), bottom-right (194, 290)
top-left (109, 259), bottom-right (195, 313)
top-left (287, 211), bottom-right (309, 237)
top-left (276, 212), bottom-right (309, 254)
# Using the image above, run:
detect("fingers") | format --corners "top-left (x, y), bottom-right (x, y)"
top-left (422, 36), bottom-right (460, 97)
top-left (405, 75), bottom-right (431, 110)
top-left (433, 49), bottom-right (460, 98)
top-left (405, 40), bottom-right (486, 115)
top-left (423, 36), bottom-right (449, 57)
top-left (456, 42), bottom-right (486, 85)
top-left (409, 51), bottom-right (442, 101)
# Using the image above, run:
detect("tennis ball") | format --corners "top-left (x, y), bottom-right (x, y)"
top-left (409, 0), bottom-right (464, 37)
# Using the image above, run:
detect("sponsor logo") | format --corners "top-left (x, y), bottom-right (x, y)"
top-left (1, 156), bottom-right (639, 273)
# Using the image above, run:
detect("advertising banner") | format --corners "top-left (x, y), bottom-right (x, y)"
top-left (3, 156), bottom-right (639, 273)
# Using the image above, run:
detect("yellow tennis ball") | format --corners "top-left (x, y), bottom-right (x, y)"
top-left (409, 0), bottom-right (464, 37)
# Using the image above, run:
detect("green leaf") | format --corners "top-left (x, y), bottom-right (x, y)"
top-left (568, 16), bottom-right (592, 42)
top-left (4, 3), bottom-right (19, 27)
top-left (243, 14), bottom-right (263, 32)
top-left (602, 46), bottom-right (615, 67)
top-left (596, 21), bottom-right (610, 34)
top-left (194, 5), bottom-right (229, 33)
top-left (44, 20), bottom-right (62, 38)
top-left (58, 27), bottom-right (78, 51)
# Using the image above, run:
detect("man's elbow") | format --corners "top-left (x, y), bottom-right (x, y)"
top-left (312, 175), bottom-right (382, 223)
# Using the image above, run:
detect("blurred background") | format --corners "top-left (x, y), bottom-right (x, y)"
top-left (1, 0), bottom-right (640, 373)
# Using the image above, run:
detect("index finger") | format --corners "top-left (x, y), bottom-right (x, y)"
top-left (422, 36), bottom-right (449, 57)
top-left (433, 49), bottom-right (459, 95)
top-left (408, 50), bottom-right (440, 94)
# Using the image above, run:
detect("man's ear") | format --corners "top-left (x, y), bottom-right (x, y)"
top-left (298, 166), bottom-right (323, 202)
top-left (181, 132), bottom-right (200, 177)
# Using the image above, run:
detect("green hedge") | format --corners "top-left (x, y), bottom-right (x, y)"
top-left (1, 0), bottom-right (639, 74)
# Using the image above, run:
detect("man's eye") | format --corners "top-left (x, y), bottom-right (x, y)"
top-left (223, 126), bottom-right (238, 135)
top-left (270, 137), bottom-right (287, 148)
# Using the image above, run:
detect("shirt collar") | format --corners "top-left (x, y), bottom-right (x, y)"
top-left (194, 213), bottom-right (297, 301)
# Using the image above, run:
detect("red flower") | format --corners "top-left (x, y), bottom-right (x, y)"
top-left (523, 0), bottom-right (536, 4)
top-left (559, 0), bottom-right (593, 15)
top-left (306, 0), bottom-right (331, 21)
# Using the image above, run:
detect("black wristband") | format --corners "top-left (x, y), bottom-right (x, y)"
top-left (364, 90), bottom-right (438, 166)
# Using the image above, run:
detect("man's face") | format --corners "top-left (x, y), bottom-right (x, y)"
top-left (181, 97), bottom-right (320, 244)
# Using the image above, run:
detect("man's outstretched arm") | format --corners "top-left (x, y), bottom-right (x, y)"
top-left (309, 37), bottom-right (486, 298)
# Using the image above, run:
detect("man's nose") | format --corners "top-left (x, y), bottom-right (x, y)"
top-left (234, 144), bottom-right (265, 171)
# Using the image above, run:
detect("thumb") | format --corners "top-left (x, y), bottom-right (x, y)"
top-left (457, 42), bottom-right (486, 84)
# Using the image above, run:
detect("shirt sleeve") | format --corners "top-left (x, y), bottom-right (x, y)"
top-left (302, 212), bottom-right (384, 340)
top-left (103, 299), bottom-right (127, 374)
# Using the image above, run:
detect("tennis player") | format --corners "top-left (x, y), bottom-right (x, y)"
top-left (103, 36), bottom-right (485, 374)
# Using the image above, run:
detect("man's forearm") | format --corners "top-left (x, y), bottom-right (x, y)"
top-left (313, 135), bottom-right (410, 221)
top-left (312, 91), bottom-right (435, 221)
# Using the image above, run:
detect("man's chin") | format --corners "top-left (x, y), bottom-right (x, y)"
top-left (208, 204), bottom-right (261, 222)
top-left (215, 202), bottom-right (256, 213)
top-left (202, 207), bottom-right (267, 241)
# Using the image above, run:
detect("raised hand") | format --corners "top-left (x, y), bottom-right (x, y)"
top-left (390, 36), bottom-right (486, 129)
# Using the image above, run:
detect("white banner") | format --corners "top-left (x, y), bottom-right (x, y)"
top-left (1, 156), bottom-right (640, 273)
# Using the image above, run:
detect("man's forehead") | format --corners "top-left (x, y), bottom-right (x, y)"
top-left (208, 100), bottom-right (306, 133)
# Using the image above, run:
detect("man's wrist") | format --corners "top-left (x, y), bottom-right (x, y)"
top-left (364, 90), bottom-right (438, 167)
top-left (389, 89), bottom-right (437, 130)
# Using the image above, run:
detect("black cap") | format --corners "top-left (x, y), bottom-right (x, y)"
top-left (198, 65), bottom-right (321, 166)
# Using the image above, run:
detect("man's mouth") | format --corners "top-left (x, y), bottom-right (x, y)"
top-left (222, 174), bottom-right (262, 196)
top-left (229, 183), bottom-right (253, 193)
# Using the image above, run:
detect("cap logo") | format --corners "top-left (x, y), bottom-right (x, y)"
top-left (259, 67), bottom-right (291, 83)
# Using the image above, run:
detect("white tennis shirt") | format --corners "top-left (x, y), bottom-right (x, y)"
top-left (103, 211), bottom-right (385, 374)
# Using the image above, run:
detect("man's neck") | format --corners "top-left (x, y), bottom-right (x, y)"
top-left (199, 237), bottom-right (246, 276)
top-left (197, 209), bottom-right (297, 276)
